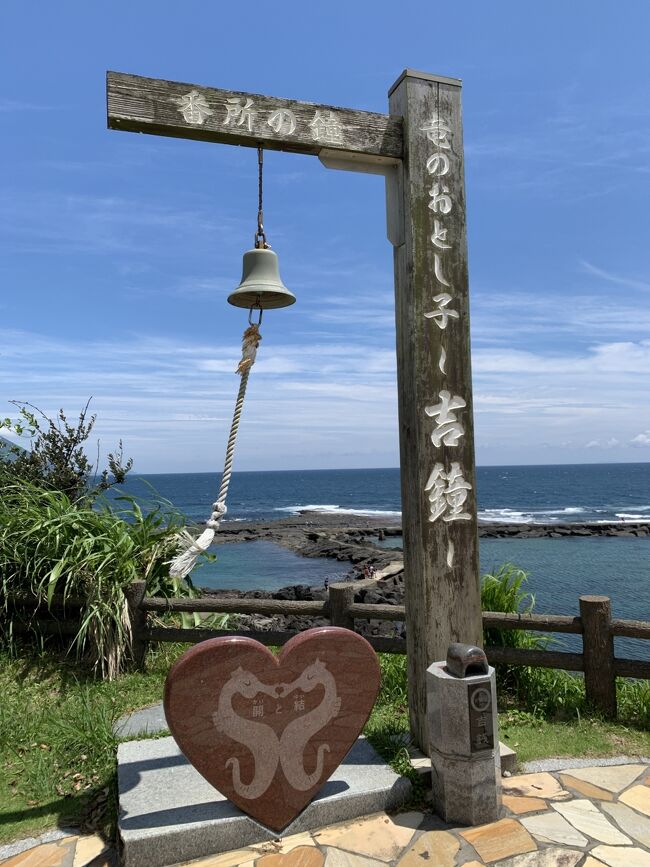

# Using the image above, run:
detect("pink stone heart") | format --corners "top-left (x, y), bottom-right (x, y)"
top-left (164, 627), bottom-right (381, 831)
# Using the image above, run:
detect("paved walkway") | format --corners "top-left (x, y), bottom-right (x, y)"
top-left (5, 761), bottom-right (650, 866)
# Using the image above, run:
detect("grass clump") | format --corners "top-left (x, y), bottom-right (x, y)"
top-left (0, 644), bottom-right (187, 844)
top-left (481, 562), bottom-right (650, 728)
top-left (0, 477), bottom-right (199, 679)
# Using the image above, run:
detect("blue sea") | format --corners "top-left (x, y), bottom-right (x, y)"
top-left (112, 464), bottom-right (650, 654)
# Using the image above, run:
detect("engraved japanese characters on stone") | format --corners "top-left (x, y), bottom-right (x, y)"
top-left (267, 108), bottom-right (297, 135)
top-left (176, 90), bottom-right (213, 125)
top-left (429, 182), bottom-right (453, 214)
top-left (309, 110), bottom-right (343, 144)
top-left (446, 539), bottom-right (455, 567)
top-left (425, 390), bottom-right (466, 447)
top-left (225, 97), bottom-right (256, 131)
top-left (424, 293), bottom-right (459, 329)
top-left (426, 152), bottom-right (450, 175)
top-left (434, 253), bottom-right (451, 287)
top-left (468, 683), bottom-right (495, 753)
top-left (421, 113), bottom-right (452, 148)
top-left (425, 462), bottom-right (472, 523)
top-left (431, 219), bottom-right (451, 250)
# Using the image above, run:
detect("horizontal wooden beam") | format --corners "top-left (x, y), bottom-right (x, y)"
top-left (482, 611), bottom-right (583, 635)
top-left (107, 72), bottom-right (403, 161)
top-left (140, 595), bottom-right (328, 617)
top-left (486, 646), bottom-right (585, 672)
top-left (614, 657), bottom-right (650, 679)
top-left (611, 618), bottom-right (650, 640)
top-left (143, 626), bottom-right (298, 647)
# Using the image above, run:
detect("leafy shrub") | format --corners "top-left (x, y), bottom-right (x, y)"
top-left (1, 400), bottom-right (132, 502)
top-left (0, 479), bottom-right (197, 678)
top-left (480, 563), bottom-right (586, 716)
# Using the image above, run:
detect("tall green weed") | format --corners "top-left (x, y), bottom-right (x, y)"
top-left (0, 479), bottom-right (199, 678)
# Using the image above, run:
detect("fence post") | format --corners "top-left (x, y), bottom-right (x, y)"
top-left (125, 580), bottom-right (148, 671)
top-left (329, 583), bottom-right (356, 630)
top-left (579, 595), bottom-right (617, 718)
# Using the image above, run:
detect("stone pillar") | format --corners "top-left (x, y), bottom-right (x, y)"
top-left (427, 645), bottom-right (501, 825)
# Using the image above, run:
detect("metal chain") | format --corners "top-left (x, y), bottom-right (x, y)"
top-left (255, 146), bottom-right (268, 248)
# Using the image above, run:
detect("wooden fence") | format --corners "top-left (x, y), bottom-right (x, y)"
top-left (122, 582), bottom-right (650, 720)
top-left (9, 582), bottom-right (650, 719)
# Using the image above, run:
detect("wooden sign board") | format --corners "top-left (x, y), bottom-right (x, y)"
top-left (107, 71), bottom-right (402, 161)
top-left (107, 69), bottom-right (482, 754)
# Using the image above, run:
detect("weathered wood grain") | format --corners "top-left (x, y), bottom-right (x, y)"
top-left (140, 595), bottom-right (328, 617)
top-left (107, 72), bottom-right (403, 159)
top-left (144, 626), bottom-right (298, 647)
top-left (387, 72), bottom-right (481, 753)
top-left (366, 636), bottom-right (407, 654)
top-left (580, 595), bottom-right (617, 717)
top-left (482, 611), bottom-right (583, 634)
top-left (348, 602), bottom-right (406, 621)
top-left (486, 646), bottom-right (585, 671)
top-left (124, 580), bottom-right (148, 669)
top-left (610, 619), bottom-right (650, 639)
top-left (614, 658), bottom-right (650, 679)
top-left (329, 583), bottom-right (356, 630)
top-left (6, 592), bottom-right (85, 609)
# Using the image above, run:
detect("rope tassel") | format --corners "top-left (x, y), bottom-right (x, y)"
top-left (169, 324), bottom-right (261, 579)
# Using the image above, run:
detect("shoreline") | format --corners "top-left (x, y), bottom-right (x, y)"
top-left (216, 510), bottom-right (650, 541)
top-left (198, 513), bottom-right (649, 636)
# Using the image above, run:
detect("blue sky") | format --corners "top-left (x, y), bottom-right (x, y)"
top-left (1, 1), bottom-right (649, 473)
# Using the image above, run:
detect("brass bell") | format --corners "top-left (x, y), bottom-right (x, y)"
top-left (228, 248), bottom-right (296, 310)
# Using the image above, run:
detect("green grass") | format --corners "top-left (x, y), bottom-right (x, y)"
top-left (500, 708), bottom-right (650, 764)
top-left (0, 477), bottom-right (204, 678)
top-left (0, 644), bottom-right (188, 844)
top-left (364, 653), bottom-right (650, 790)
top-left (2, 639), bottom-right (650, 846)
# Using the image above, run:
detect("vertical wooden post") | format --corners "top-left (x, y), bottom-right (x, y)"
top-left (125, 580), bottom-right (148, 671)
top-left (329, 583), bottom-right (356, 630)
top-left (580, 595), bottom-right (617, 718)
top-left (387, 70), bottom-right (482, 752)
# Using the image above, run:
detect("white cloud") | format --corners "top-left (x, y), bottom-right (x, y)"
top-left (586, 438), bottom-right (620, 449)
top-left (580, 261), bottom-right (650, 293)
top-left (631, 432), bottom-right (650, 447)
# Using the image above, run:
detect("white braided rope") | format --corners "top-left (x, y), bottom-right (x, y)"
top-left (169, 325), bottom-right (261, 579)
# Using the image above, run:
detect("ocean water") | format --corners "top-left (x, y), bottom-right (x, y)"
top-left (111, 464), bottom-right (650, 643)
top-left (115, 463), bottom-right (650, 526)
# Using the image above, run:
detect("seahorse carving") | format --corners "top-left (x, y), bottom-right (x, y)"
top-left (212, 666), bottom-right (280, 800)
top-left (278, 659), bottom-right (342, 791)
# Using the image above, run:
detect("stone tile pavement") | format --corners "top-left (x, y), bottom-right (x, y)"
top-left (5, 762), bottom-right (650, 866)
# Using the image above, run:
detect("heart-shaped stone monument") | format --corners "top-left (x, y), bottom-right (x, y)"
top-left (164, 627), bottom-right (381, 831)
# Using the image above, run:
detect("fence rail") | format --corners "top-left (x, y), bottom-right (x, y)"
top-left (8, 582), bottom-right (650, 719)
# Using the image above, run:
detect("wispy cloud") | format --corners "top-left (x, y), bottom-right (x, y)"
top-left (579, 261), bottom-right (650, 293)
top-left (0, 329), bottom-right (399, 472)
top-left (0, 192), bottom-right (245, 257)
top-left (3, 321), bottom-right (650, 471)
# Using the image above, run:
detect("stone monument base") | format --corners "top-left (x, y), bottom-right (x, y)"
top-left (118, 736), bottom-right (412, 867)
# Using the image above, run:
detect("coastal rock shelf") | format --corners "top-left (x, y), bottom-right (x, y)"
top-left (214, 512), bottom-right (650, 552)
top-left (201, 513), bottom-right (648, 640)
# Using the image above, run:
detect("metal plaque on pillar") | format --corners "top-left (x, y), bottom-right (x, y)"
top-left (387, 71), bottom-right (481, 752)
